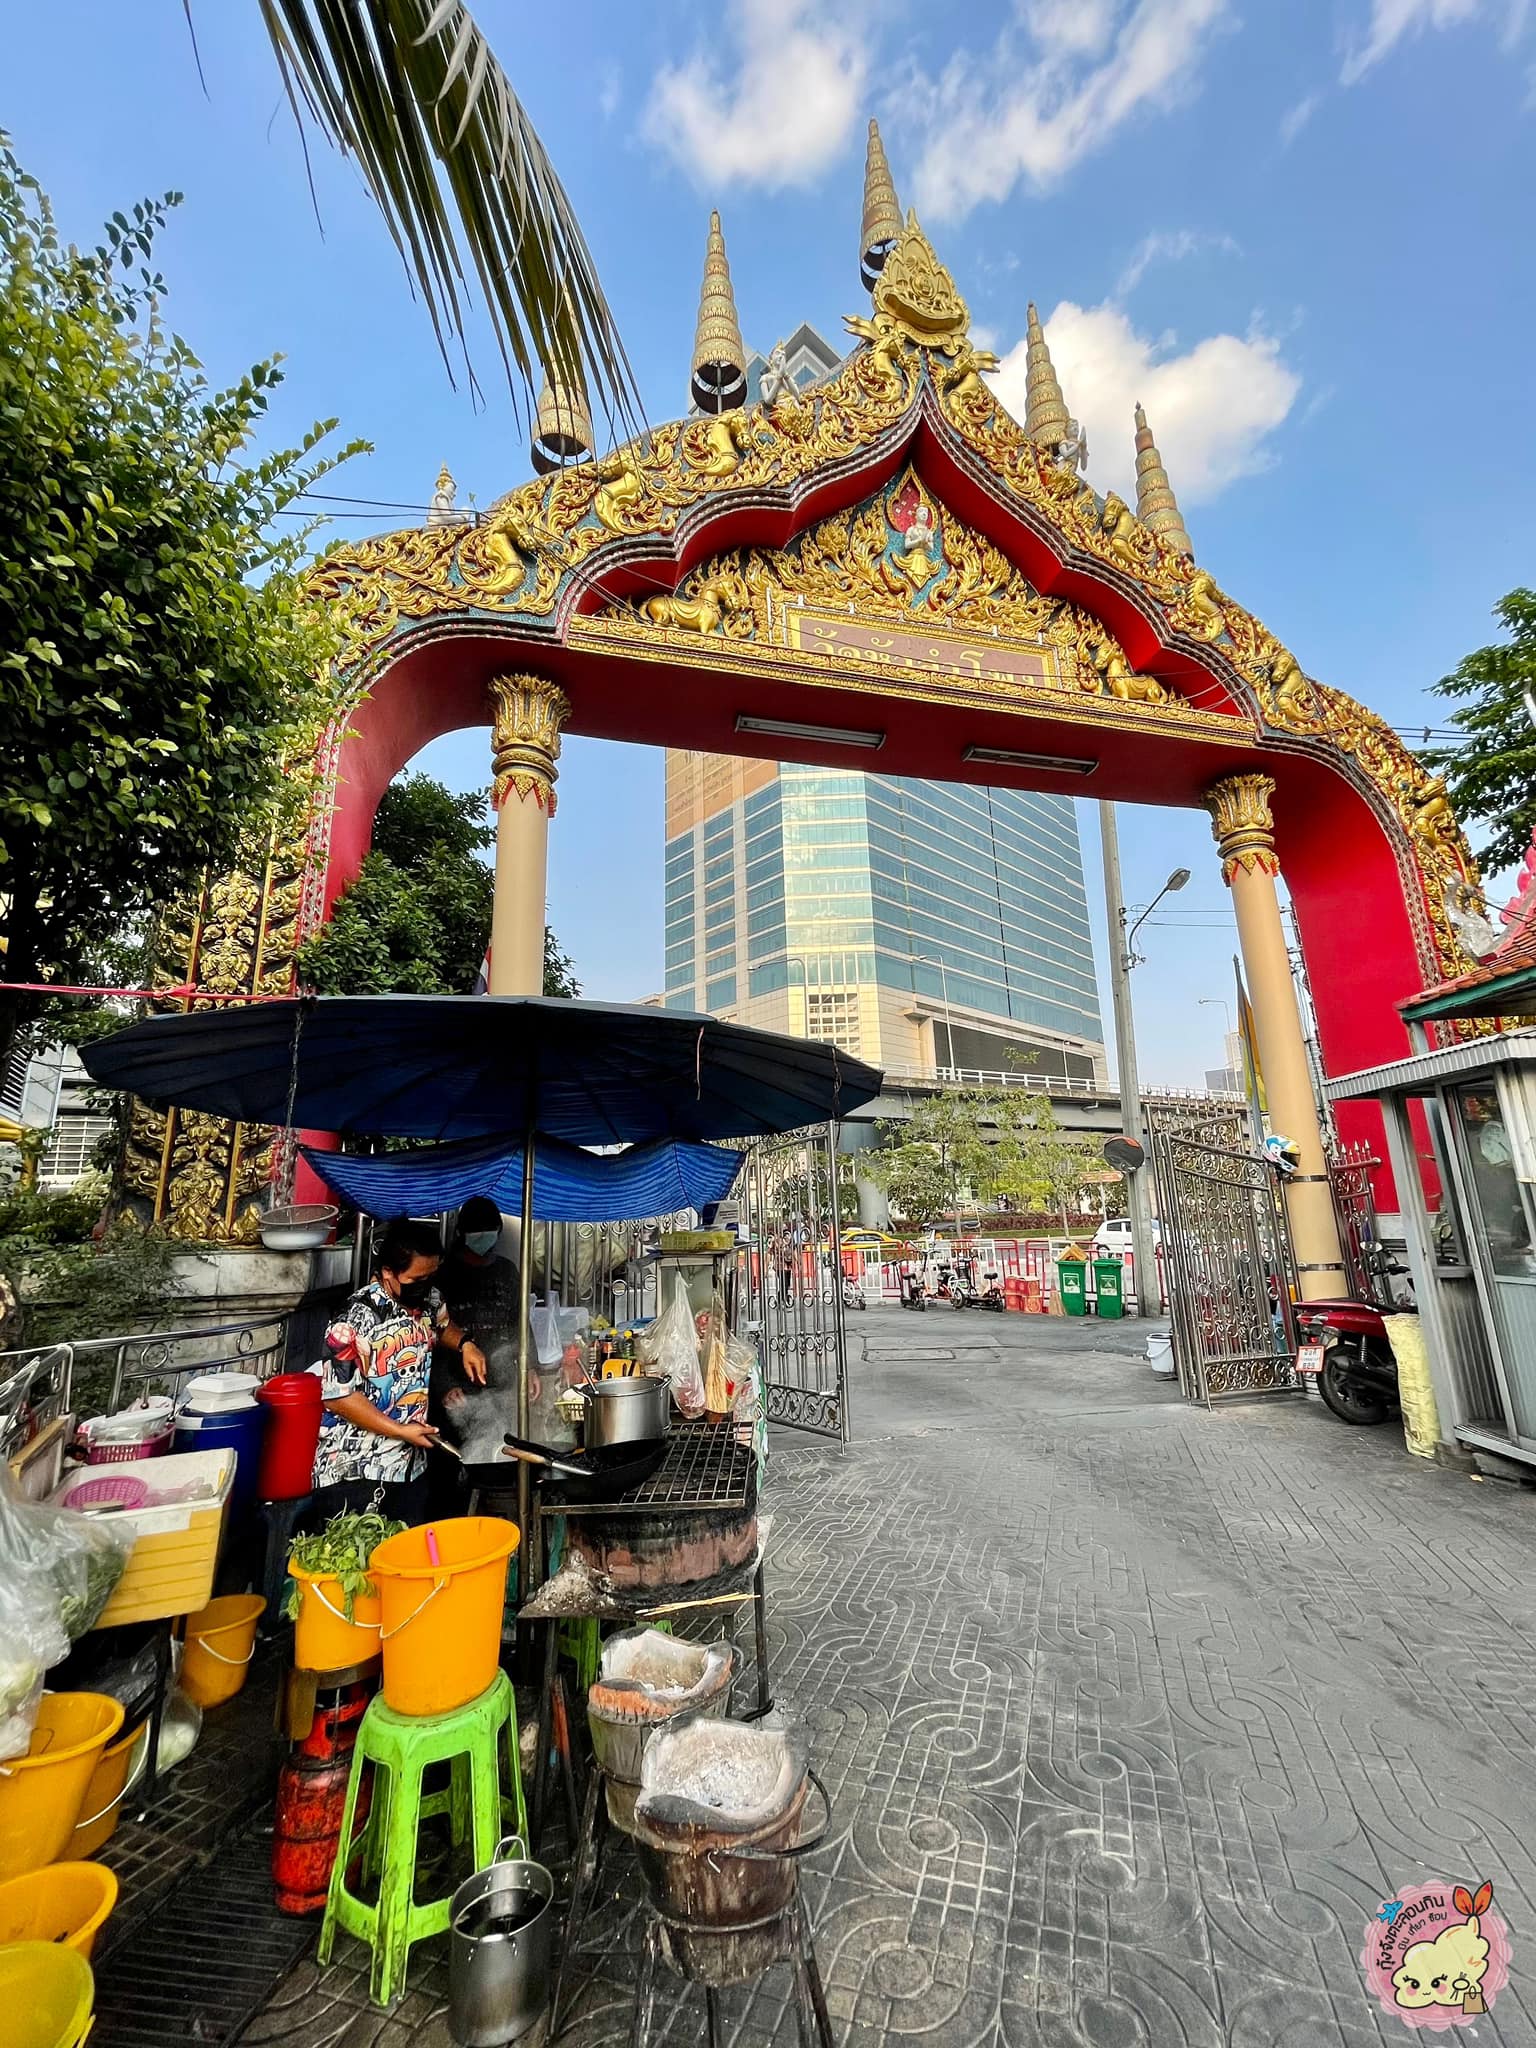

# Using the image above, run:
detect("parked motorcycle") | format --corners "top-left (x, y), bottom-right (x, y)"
top-left (899, 1271), bottom-right (926, 1311)
top-left (1295, 1299), bottom-right (1402, 1425)
top-left (842, 1275), bottom-right (867, 1312)
top-left (975, 1269), bottom-right (1007, 1312)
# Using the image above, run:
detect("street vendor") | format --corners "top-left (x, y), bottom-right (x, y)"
top-left (312, 1216), bottom-right (487, 1523)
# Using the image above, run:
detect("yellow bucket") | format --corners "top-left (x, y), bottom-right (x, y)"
top-left (288, 1565), bottom-right (383, 1673)
top-left (0, 1693), bottom-right (125, 1880)
top-left (180, 1593), bottom-right (266, 1708)
top-left (0, 1859), bottom-right (119, 1959)
top-left (372, 1517), bottom-right (518, 1717)
top-left (0, 1941), bottom-right (94, 2047)
top-left (69, 1720), bottom-right (145, 1858)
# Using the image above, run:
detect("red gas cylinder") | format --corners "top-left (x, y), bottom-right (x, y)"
top-left (293, 1677), bottom-right (373, 1764)
top-left (273, 1755), bottom-right (370, 1915)
top-left (257, 1371), bottom-right (323, 1500)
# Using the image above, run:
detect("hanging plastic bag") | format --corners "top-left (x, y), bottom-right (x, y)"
top-left (0, 1461), bottom-right (132, 1646)
top-left (530, 1292), bottom-right (587, 1367)
top-left (725, 1328), bottom-right (768, 1470)
top-left (0, 1562), bottom-right (69, 1760)
top-left (636, 1274), bottom-right (706, 1418)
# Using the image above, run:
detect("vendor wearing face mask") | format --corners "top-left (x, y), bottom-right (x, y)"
top-left (311, 1216), bottom-right (487, 1523)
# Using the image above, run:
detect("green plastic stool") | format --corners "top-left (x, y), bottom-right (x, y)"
top-left (319, 1667), bottom-right (527, 2006)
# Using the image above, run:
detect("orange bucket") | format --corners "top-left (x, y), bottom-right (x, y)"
top-left (180, 1593), bottom-right (266, 1708)
top-left (68, 1721), bottom-right (145, 1858)
top-left (289, 1564), bottom-right (383, 1672)
top-left (0, 1693), bottom-right (125, 1879)
top-left (371, 1517), bottom-right (518, 1716)
top-left (0, 1860), bottom-right (119, 1959)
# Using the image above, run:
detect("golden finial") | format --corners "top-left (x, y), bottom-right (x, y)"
top-left (691, 209), bottom-right (747, 415)
top-left (1134, 402), bottom-right (1192, 556)
top-left (531, 357), bottom-right (592, 475)
top-left (1024, 303), bottom-right (1071, 450)
top-left (860, 118), bottom-right (902, 292)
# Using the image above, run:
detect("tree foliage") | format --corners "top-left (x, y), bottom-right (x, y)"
top-left (297, 772), bottom-right (580, 996)
top-left (1425, 587), bottom-right (1536, 872)
top-left (0, 138), bottom-right (362, 1062)
top-left (862, 1086), bottom-right (1104, 1230)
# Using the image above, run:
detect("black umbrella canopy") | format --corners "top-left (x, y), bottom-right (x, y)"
top-left (81, 995), bottom-right (884, 1143)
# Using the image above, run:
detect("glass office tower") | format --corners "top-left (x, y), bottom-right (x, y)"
top-left (663, 752), bottom-right (1105, 1085)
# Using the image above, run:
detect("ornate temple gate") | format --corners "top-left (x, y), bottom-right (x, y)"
top-left (125, 207), bottom-right (1496, 1261)
top-left (737, 1125), bottom-right (849, 1442)
top-left (1148, 1102), bottom-right (1299, 1404)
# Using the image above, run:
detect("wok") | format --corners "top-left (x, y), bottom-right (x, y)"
top-left (477, 1433), bottom-right (669, 1505)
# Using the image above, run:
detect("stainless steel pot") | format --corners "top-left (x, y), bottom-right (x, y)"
top-left (582, 1375), bottom-right (670, 1448)
top-left (448, 1836), bottom-right (554, 2047)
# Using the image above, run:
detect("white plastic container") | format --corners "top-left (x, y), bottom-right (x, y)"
top-left (180, 1372), bottom-right (260, 1413)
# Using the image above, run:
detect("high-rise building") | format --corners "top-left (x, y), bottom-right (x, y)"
top-left (663, 752), bottom-right (1106, 1086)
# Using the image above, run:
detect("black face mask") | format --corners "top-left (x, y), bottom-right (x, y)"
top-left (395, 1276), bottom-right (435, 1308)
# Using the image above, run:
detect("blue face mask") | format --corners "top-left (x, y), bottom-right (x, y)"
top-left (463, 1229), bottom-right (500, 1257)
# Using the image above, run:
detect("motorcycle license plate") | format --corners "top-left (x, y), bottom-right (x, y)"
top-left (1295, 1343), bottom-right (1326, 1376)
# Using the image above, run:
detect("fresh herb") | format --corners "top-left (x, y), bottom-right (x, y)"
top-left (282, 1510), bottom-right (405, 1621)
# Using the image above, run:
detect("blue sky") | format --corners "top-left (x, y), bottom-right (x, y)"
top-left (8, 0), bottom-right (1536, 1086)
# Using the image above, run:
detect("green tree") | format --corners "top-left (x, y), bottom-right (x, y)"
top-left (0, 141), bottom-right (362, 1065)
top-left (871, 1142), bottom-right (952, 1230)
top-left (297, 772), bottom-right (579, 995)
top-left (990, 1094), bottom-right (1103, 1231)
top-left (1425, 587), bottom-right (1536, 872)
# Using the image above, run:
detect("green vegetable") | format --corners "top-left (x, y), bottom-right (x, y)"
top-left (282, 1510), bottom-right (405, 1622)
top-left (57, 1540), bottom-right (126, 1639)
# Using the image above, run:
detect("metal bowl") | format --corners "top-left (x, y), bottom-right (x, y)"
top-left (259, 1203), bottom-right (338, 1252)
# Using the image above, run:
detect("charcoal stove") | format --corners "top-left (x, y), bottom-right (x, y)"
top-left (544, 1421), bottom-right (758, 1594)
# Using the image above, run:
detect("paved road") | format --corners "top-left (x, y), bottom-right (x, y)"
top-left (240, 1308), bottom-right (1536, 2046)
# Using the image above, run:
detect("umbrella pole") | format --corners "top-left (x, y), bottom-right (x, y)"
top-left (517, 1130), bottom-right (536, 1596)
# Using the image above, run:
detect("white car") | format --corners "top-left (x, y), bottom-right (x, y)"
top-left (1091, 1216), bottom-right (1161, 1257)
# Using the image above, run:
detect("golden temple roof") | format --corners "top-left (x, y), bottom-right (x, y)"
top-left (1023, 302), bottom-right (1071, 450)
top-left (1133, 403), bottom-right (1192, 557)
top-left (691, 210), bottom-right (747, 414)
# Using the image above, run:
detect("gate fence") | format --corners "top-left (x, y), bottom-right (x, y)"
top-left (1147, 1101), bottom-right (1298, 1404)
top-left (738, 1124), bottom-right (849, 1442)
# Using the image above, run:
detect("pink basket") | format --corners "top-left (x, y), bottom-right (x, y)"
top-left (63, 1472), bottom-right (152, 1510)
top-left (85, 1427), bottom-right (173, 1465)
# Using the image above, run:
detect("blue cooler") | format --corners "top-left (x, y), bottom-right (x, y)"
top-left (173, 1374), bottom-right (268, 1517)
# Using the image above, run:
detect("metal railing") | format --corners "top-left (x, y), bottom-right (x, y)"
top-left (881, 1064), bottom-right (1107, 1097)
top-left (0, 1313), bottom-right (291, 1419)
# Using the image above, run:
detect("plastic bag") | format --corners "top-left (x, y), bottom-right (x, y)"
top-left (0, 1461), bottom-right (131, 1646)
top-left (0, 1563), bottom-right (68, 1760)
top-left (725, 1329), bottom-right (767, 1470)
top-left (530, 1292), bottom-right (587, 1368)
top-left (636, 1274), bottom-right (706, 1418)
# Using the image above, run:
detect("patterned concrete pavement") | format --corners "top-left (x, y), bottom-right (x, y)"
top-left (231, 1310), bottom-right (1536, 2043)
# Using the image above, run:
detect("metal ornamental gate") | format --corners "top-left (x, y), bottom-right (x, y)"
top-left (739, 1124), bottom-right (849, 1442)
top-left (1147, 1102), bottom-right (1298, 1404)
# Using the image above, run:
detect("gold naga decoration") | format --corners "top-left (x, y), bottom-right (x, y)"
top-left (1206, 773), bottom-right (1281, 883)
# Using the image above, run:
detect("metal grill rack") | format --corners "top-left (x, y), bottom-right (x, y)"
top-left (548, 1420), bottom-right (754, 1518)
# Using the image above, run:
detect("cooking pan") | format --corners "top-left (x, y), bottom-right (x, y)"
top-left (491, 1433), bottom-right (669, 1505)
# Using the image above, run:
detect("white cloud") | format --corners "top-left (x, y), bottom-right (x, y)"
top-left (908, 0), bottom-right (1232, 221)
top-left (642, 0), bottom-right (865, 189)
top-left (599, 68), bottom-right (622, 122)
top-left (990, 301), bottom-right (1301, 505)
top-left (1279, 92), bottom-right (1321, 144)
top-left (1114, 228), bottom-right (1239, 298)
top-left (1341, 0), bottom-right (1526, 83)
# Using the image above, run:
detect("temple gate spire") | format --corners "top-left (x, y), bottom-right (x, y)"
top-left (531, 313), bottom-right (593, 474)
top-left (1134, 403), bottom-right (1192, 556)
top-left (1023, 302), bottom-right (1071, 450)
top-left (860, 118), bottom-right (902, 291)
top-left (691, 210), bottom-right (747, 414)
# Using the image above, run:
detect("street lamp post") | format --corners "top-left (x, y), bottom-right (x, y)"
top-left (1098, 799), bottom-right (1189, 1317)
top-left (913, 954), bottom-right (955, 1079)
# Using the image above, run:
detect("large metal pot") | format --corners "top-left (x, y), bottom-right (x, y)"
top-left (448, 1836), bottom-right (554, 2047)
top-left (581, 1375), bottom-right (669, 1448)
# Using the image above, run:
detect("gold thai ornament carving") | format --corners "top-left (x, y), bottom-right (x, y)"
top-left (1207, 774), bottom-right (1281, 884)
top-left (490, 674), bottom-right (570, 811)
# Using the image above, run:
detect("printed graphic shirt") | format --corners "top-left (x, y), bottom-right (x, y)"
top-left (314, 1280), bottom-right (444, 1486)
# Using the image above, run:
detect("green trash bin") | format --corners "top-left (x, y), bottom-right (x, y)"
top-left (1093, 1257), bottom-right (1125, 1319)
top-left (1057, 1256), bottom-right (1088, 1317)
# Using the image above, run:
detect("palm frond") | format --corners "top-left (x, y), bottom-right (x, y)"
top-left (255, 0), bottom-right (642, 442)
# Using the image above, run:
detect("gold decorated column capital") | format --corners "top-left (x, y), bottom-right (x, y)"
top-left (1206, 772), bottom-right (1279, 885)
top-left (490, 674), bottom-right (571, 812)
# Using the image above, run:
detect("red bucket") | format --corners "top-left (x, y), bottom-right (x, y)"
top-left (257, 1372), bottom-right (323, 1500)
